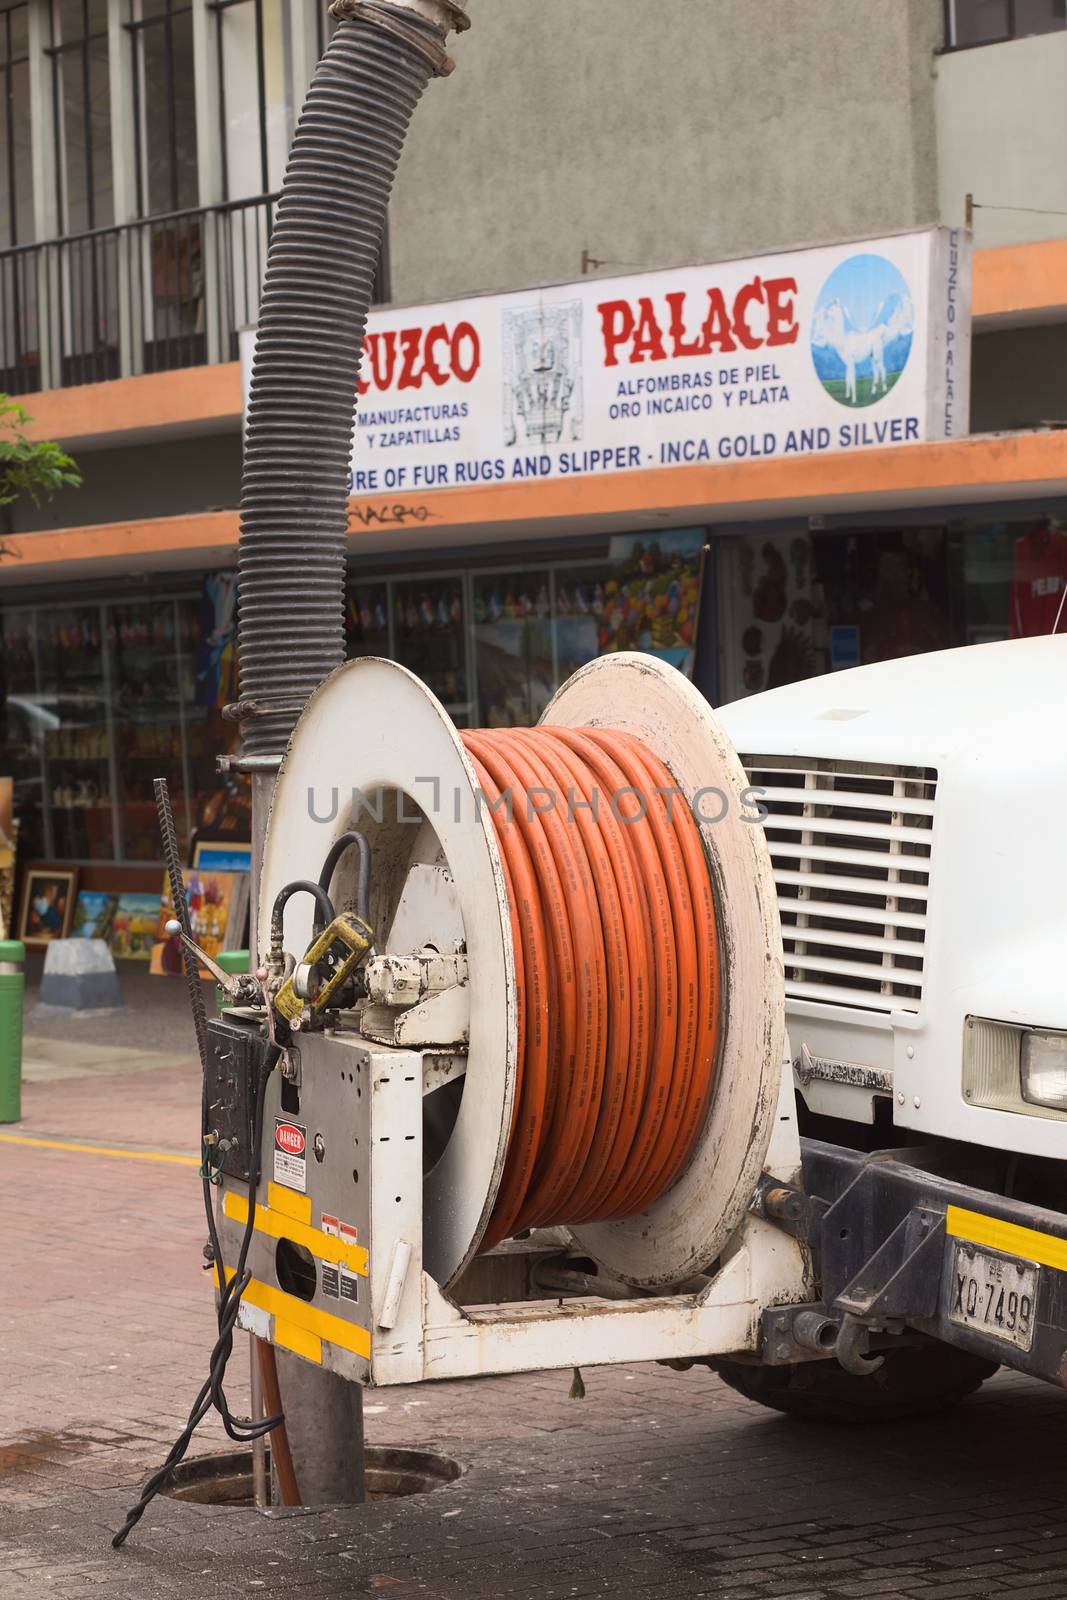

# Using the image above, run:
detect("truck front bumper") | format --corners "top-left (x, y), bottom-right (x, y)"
top-left (793, 1139), bottom-right (1067, 1384)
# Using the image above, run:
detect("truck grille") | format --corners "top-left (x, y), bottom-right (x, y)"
top-left (741, 756), bottom-right (937, 1014)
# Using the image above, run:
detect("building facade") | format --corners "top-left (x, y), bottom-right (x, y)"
top-left (2, 0), bottom-right (1067, 897)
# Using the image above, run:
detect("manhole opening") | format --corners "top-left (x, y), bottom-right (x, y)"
top-left (162, 1445), bottom-right (462, 1507)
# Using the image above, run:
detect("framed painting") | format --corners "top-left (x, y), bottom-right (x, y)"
top-left (19, 867), bottom-right (78, 948)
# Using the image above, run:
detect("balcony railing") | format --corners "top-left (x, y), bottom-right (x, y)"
top-left (0, 192), bottom-right (279, 394)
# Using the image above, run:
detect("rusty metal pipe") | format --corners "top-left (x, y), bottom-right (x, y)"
top-left (255, 1338), bottom-right (302, 1507)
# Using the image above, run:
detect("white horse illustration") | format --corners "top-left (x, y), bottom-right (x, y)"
top-left (814, 292), bottom-right (915, 404)
top-left (817, 298), bottom-right (889, 404)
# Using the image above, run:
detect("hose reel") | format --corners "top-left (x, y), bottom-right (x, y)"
top-left (260, 651), bottom-right (784, 1291)
top-left (462, 726), bottom-right (721, 1250)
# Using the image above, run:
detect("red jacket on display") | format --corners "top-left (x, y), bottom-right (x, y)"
top-left (1010, 523), bottom-right (1067, 639)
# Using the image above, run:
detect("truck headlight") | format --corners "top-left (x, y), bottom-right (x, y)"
top-left (964, 1017), bottom-right (1067, 1121)
top-left (1021, 1030), bottom-right (1067, 1111)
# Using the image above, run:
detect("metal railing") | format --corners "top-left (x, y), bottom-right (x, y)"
top-left (0, 191), bottom-right (279, 394)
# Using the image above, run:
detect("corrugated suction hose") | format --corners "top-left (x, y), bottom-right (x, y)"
top-left (462, 728), bottom-right (722, 1248)
top-left (237, 3), bottom-right (450, 761)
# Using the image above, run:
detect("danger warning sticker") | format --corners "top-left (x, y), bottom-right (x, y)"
top-left (321, 1213), bottom-right (339, 1237)
top-left (273, 1119), bottom-right (307, 1193)
top-left (338, 1221), bottom-right (359, 1246)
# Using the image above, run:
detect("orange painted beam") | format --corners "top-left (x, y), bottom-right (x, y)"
top-left (10, 363), bottom-right (243, 446)
top-left (6, 431), bottom-right (1066, 586)
top-left (972, 237), bottom-right (1067, 323)
top-left (0, 508), bottom-right (238, 577)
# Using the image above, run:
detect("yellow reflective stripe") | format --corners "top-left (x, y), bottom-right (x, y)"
top-left (274, 1320), bottom-right (323, 1364)
top-left (947, 1204), bottom-right (1067, 1272)
top-left (218, 1266), bottom-right (370, 1360)
top-left (0, 1132), bottom-right (197, 1167)
top-left (224, 1189), bottom-right (369, 1277)
top-left (267, 1182), bottom-right (312, 1225)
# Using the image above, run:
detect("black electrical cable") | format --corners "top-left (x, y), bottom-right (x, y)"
top-left (318, 831), bottom-right (371, 923)
top-left (111, 1043), bottom-right (282, 1549)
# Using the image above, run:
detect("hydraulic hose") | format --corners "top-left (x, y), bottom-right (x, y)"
top-left (270, 880), bottom-right (336, 963)
top-left (237, 3), bottom-right (459, 763)
top-left (461, 728), bottom-right (722, 1249)
top-left (318, 830), bottom-right (372, 923)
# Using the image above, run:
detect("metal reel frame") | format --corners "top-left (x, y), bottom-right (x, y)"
top-left (260, 652), bottom-right (784, 1291)
top-left (260, 656), bottom-right (518, 1289)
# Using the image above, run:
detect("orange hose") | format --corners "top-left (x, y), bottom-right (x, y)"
top-left (461, 726), bottom-right (721, 1247)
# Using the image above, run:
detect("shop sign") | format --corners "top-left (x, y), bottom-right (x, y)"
top-left (240, 227), bottom-right (970, 496)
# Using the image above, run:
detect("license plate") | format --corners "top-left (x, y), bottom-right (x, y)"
top-left (948, 1243), bottom-right (1037, 1351)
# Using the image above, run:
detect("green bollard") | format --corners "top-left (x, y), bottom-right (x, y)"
top-left (0, 939), bottom-right (25, 1124)
top-left (216, 949), bottom-right (250, 1016)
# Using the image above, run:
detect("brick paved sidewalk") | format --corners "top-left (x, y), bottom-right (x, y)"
top-left (3, 1031), bottom-right (1067, 1600)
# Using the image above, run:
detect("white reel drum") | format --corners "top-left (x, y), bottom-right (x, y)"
top-left (260, 652), bottom-right (783, 1290)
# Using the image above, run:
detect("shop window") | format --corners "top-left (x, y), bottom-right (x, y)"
top-left (952, 512), bottom-right (1067, 641)
top-left (0, 606), bottom-right (46, 861)
top-left (824, 533), bottom-right (953, 667)
top-left (550, 567), bottom-right (602, 702)
top-left (716, 513), bottom-right (1067, 704)
top-left (720, 530), bottom-right (825, 701)
top-left (947, 0), bottom-right (1066, 46)
top-left (389, 575), bottom-right (471, 725)
top-left (346, 582), bottom-right (390, 660)
top-left (109, 598), bottom-right (197, 861)
top-left (187, 576), bottom-right (249, 843)
top-left (0, 587), bottom-right (240, 866)
top-left (556, 533), bottom-right (704, 688)
top-left (472, 570), bottom-right (554, 728)
top-left (346, 532), bottom-right (705, 732)
top-left (34, 603), bottom-right (114, 860)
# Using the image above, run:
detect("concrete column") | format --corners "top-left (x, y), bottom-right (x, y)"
top-left (108, 0), bottom-right (143, 377)
top-left (27, 0), bottom-right (61, 389)
top-left (191, 0), bottom-right (225, 364)
top-left (272, 1353), bottom-right (365, 1506)
top-left (249, 762), bottom-right (366, 1505)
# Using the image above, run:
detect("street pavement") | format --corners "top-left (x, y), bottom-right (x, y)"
top-left (3, 982), bottom-right (1067, 1599)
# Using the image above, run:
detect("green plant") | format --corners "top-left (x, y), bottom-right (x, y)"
top-left (0, 395), bottom-right (81, 508)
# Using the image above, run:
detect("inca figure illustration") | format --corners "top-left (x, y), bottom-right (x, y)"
top-left (503, 301), bottom-right (583, 447)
